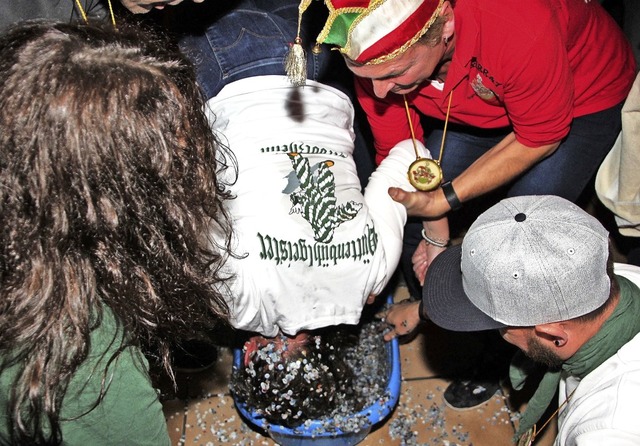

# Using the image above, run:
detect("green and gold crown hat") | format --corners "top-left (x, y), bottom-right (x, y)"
top-left (316, 0), bottom-right (445, 65)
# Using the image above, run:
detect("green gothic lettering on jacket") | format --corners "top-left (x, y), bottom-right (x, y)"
top-left (257, 224), bottom-right (378, 267)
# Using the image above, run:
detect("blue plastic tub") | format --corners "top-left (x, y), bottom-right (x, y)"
top-left (231, 299), bottom-right (401, 446)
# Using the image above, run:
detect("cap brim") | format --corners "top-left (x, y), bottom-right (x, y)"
top-left (423, 245), bottom-right (507, 332)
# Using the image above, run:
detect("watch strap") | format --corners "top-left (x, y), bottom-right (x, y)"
top-left (441, 181), bottom-right (462, 211)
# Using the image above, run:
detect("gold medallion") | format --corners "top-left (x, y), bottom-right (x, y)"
top-left (403, 91), bottom-right (452, 193)
top-left (407, 158), bottom-right (443, 191)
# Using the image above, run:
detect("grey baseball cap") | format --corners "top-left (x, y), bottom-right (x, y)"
top-left (423, 195), bottom-right (611, 331)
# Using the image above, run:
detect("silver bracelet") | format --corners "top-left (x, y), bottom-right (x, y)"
top-left (421, 229), bottom-right (450, 248)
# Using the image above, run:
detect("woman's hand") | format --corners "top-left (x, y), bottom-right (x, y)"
top-left (412, 240), bottom-right (448, 286)
top-left (378, 300), bottom-right (421, 342)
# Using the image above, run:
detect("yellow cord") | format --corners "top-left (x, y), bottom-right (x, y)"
top-left (107, 0), bottom-right (117, 28)
top-left (74, 0), bottom-right (117, 27)
top-left (403, 95), bottom-right (420, 160)
top-left (404, 90), bottom-right (453, 164)
top-left (73, 0), bottom-right (88, 22)
top-left (438, 91), bottom-right (453, 165)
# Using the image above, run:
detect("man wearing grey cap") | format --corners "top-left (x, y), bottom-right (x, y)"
top-left (383, 195), bottom-right (640, 444)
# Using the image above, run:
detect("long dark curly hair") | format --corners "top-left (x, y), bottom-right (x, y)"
top-left (0, 20), bottom-right (232, 444)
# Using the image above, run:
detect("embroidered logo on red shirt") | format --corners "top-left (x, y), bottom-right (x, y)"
top-left (469, 57), bottom-right (503, 104)
top-left (470, 74), bottom-right (498, 102)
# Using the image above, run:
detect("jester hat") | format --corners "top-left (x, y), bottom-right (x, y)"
top-left (316, 0), bottom-right (445, 65)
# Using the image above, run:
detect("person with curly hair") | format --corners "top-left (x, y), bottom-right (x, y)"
top-left (0, 21), bottom-right (232, 445)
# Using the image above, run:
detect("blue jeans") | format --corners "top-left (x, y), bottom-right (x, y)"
top-left (426, 102), bottom-right (624, 200)
top-left (179, 0), bottom-right (335, 100)
top-left (401, 101), bottom-right (625, 299)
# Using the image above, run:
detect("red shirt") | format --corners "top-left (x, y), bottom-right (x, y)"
top-left (356, 0), bottom-right (636, 164)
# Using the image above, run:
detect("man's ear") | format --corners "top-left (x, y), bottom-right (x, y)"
top-left (441, 1), bottom-right (455, 40)
top-left (534, 323), bottom-right (569, 348)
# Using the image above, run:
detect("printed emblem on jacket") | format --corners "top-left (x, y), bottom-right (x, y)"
top-left (284, 152), bottom-right (362, 243)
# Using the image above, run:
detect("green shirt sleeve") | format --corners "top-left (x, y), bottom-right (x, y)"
top-left (59, 309), bottom-right (171, 446)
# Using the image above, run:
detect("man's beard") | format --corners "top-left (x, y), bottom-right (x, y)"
top-left (526, 337), bottom-right (563, 371)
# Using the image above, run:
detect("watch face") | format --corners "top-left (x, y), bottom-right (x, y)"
top-left (407, 158), bottom-right (443, 191)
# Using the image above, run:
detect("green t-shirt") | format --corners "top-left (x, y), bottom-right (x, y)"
top-left (0, 307), bottom-right (170, 445)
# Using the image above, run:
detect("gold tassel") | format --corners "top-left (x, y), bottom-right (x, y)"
top-left (285, 37), bottom-right (307, 86)
top-left (285, 0), bottom-right (313, 86)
